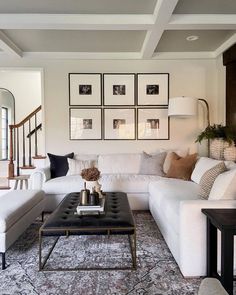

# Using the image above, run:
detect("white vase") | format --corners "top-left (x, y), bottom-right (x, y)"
top-left (223, 146), bottom-right (236, 161)
top-left (210, 138), bottom-right (230, 160)
top-left (85, 180), bottom-right (101, 193)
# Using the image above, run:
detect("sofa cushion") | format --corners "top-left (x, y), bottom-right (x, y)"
top-left (209, 167), bottom-right (236, 200)
top-left (139, 152), bottom-right (166, 175)
top-left (167, 153), bottom-right (197, 180)
top-left (0, 190), bottom-right (45, 233)
top-left (191, 157), bottom-right (222, 184)
top-left (74, 154), bottom-right (98, 167)
top-left (149, 178), bottom-right (199, 234)
top-left (43, 173), bottom-right (162, 194)
top-left (98, 154), bottom-right (141, 174)
top-left (48, 152), bottom-right (74, 178)
top-left (67, 158), bottom-right (93, 176)
top-left (101, 174), bottom-right (162, 193)
top-left (199, 162), bottom-right (227, 199)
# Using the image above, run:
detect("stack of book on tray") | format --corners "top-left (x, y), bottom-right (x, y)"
top-left (76, 197), bottom-right (105, 216)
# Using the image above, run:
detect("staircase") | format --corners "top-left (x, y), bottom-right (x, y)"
top-left (7, 105), bottom-right (45, 182)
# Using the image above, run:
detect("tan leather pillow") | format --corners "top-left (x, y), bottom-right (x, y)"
top-left (167, 152), bottom-right (198, 180)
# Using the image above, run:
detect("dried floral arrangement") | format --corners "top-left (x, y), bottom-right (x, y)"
top-left (81, 167), bottom-right (101, 181)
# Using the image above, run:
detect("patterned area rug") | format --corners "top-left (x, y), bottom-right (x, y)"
top-left (0, 212), bottom-right (201, 295)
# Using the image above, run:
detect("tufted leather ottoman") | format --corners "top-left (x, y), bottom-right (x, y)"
top-left (39, 192), bottom-right (136, 271)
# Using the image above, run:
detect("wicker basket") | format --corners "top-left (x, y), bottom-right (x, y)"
top-left (210, 138), bottom-right (230, 160)
top-left (223, 146), bottom-right (236, 161)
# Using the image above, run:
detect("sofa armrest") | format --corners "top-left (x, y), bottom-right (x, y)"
top-left (29, 167), bottom-right (51, 189)
top-left (179, 199), bottom-right (236, 277)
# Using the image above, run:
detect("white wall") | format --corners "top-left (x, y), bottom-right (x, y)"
top-left (0, 70), bottom-right (41, 122)
top-left (0, 57), bottom-right (226, 156)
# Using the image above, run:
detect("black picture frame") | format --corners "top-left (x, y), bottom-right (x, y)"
top-left (69, 108), bottom-right (102, 140)
top-left (137, 73), bottom-right (169, 106)
top-left (69, 73), bottom-right (102, 106)
top-left (103, 108), bottom-right (136, 140)
top-left (103, 73), bottom-right (136, 106)
top-left (137, 108), bottom-right (169, 140)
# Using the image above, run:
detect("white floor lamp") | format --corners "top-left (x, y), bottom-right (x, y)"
top-left (168, 96), bottom-right (210, 156)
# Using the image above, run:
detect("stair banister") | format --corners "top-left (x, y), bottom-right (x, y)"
top-left (8, 105), bottom-right (42, 178)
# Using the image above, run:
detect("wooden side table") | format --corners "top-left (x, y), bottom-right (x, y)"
top-left (202, 208), bottom-right (236, 295)
top-left (12, 175), bottom-right (30, 190)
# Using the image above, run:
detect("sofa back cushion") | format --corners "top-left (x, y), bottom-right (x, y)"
top-left (139, 152), bottom-right (166, 175)
top-left (74, 154), bottom-right (98, 167)
top-left (209, 167), bottom-right (236, 200)
top-left (191, 157), bottom-right (222, 184)
top-left (98, 153), bottom-right (141, 174)
top-left (67, 158), bottom-right (93, 176)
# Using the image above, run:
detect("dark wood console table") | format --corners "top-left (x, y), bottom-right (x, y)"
top-left (202, 208), bottom-right (236, 295)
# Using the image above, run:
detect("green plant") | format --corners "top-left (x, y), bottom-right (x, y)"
top-left (196, 124), bottom-right (236, 144)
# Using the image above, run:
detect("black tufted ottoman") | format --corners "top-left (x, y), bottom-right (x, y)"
top-left (39, 192), bottom-right (136, 271)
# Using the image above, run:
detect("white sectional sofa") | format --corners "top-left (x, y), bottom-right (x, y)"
top-left (30, 153), bottom-right (236, 277)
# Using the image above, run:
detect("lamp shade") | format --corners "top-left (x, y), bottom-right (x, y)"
top-left (168, 97), bottom-right (198, 117)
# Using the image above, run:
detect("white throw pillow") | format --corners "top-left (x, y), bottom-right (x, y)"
top-left (191, 157), bottom-right (222, 184)
top-left (209, 168), bottom-right (236, 200)
top-left (98, 153), bottom-right (141, 174)
top-left (163, 149), bottom-right (189, 174)
top-left (67, 158), bottom-right (93, 176)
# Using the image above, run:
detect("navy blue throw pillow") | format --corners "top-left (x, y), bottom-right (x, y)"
top-left (47, 153), bottom-right (74, 179)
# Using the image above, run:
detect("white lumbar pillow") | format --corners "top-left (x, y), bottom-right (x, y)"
top-left (191, 157), bottom-right (222, 184)
top-left (67, 158), bottom-right (93, 176)
top-left (209, 167), bottom-right (236, 200)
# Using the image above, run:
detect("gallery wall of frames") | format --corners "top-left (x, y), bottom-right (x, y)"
top-left (69, 73), bottom-right (169, 140)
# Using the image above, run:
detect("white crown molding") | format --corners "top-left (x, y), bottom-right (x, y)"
top-left (141, 0), bottom-right (179, 59)
top-left (152, 51), bottom-right (215, 59)
top-left (21, 51), bottom-right (142, 60)
top-left (168, 14), bottom-right (236, 30)
top-left (0, 30), bottom-right (22, 57)
top-left (214, 33), bottom-right (236, 57)
top-left (0, 14), bottom-right (153, 30)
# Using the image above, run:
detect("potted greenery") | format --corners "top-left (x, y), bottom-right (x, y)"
top-left (196, 124), bottom-right (236, 160)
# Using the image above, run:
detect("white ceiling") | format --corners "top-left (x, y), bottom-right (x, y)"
top-left (0, 0), bottom-right (235, 60)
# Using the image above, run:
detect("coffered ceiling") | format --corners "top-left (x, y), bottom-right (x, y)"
top-left (0, 0), bottom-right (235, 59)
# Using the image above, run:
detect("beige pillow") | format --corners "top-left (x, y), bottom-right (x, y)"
top-left (199, 162), bottom-right (227, 199)
top-left (139, 152), bottom-right (166, 175)
top-left (166, 152), bottom-right (198, 180)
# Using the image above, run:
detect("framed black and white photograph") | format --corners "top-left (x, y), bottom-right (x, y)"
top-left (104, 108), bottom-right (135, 140)
top-left (69, 73), bottom-right (102, 106)
top-left (70, 108), bottom-right (102, 140)
top-left (137, 108), bottom-right (169, 140)
top-left (103, 74), bottom-right (135, 106)
top-left (137, 73), bottom-right (169, 106)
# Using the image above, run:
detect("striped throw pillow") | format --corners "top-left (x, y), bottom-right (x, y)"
top-left (199, 162), bottom-right (227, 199)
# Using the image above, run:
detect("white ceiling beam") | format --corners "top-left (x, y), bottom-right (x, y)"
top-left (168, 14), bottom-right (236, 30)
top-left (152, 51), bottom-right (215, 60)
top-left (0, 14), bottom-right (153, 30)
top-left (214, 33), bottom-right (236, 57)
top-left (0, 30), bottom-right (22, 57)
top-left (141, 0), bottom-right (179, 59)
top-left (21, 52), bottom-right (142, 60)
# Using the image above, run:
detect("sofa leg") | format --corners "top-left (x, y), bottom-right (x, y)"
top-left (41, 212), bottom-right (44, 222)
top-left (1, 253), bottom-right (6, 270)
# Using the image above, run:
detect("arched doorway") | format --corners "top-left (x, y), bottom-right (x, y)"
top-left (0, 88), bottom-right (15, 161)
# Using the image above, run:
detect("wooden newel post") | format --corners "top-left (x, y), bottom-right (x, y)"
top-left (8, 125), bottom-right (14, 178)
